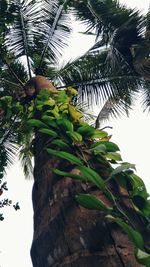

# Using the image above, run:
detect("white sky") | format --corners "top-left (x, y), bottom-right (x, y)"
top-left (0, 1), bottom-right (150, 267)
top-left (120, 0), bottom-right (149, 11)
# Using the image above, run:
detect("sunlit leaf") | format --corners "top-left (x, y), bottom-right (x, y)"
top-left (57, 90), bottom-right (69, 104)
top-left (106, 152), bottom-right (122, 161)
top-left (66, 86), bottom-right (78, 95)
top-left (68, 104), bottom-right (83, 122)
top-left (92, 129), bottom-right (108, 139)
top-left (135, 249), bottom-right (150, 267)
top-left (67, 131), bottom-right (82, 142)
top-left (43, 98), bottom-right (55, 107)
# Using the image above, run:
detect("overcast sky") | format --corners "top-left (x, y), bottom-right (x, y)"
top-left (0, 1), bottom-right (150, 267)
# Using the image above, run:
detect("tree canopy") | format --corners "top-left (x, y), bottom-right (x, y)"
top-left (0, 1), bottom-right (150, 265)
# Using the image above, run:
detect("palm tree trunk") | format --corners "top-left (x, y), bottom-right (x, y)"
top-left (30, 134), bottom-right (144, 267)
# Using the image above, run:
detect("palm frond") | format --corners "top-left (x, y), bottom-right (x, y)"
top-left (37, 0), bottom-right (71, 70)
top-left (17, 123), bottom-right (33, 178)
top-left (19, 145), bottom-right (33, 179)
top-left (0, 0), bottom-right (15, 37)
top-left (5, 0), bottom-right (40, 77)
top-left (110, 15), bottom-right (145, 69)
top-left (70, 0), bottom-right (146, 73)
top-left (1, 141), bottom-right (19, 169)
top-left (0, 101), bottom-right (33, 179)
top-left (95, 96), bottom-right (132, 128)
top-left (55, 51), bottom-right (140, 107)
top-left (0, 123), bottom-right (20, 177)
top-left (73, 98), bottom-right (97, 125)
top-left (70, 0), bottom-right (141, 40)
top-left (31, 0), bottom-right (72, 74)
top-left (0, 59), bottom-right (28, 96)
top-left (141, 81), bottom-right (150, 112)
top-left (68, 0), bottom-right (97, 32)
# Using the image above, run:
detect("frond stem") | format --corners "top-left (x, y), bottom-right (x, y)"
top-left (4, 59), bottom-right (24, 87)
top-left (38, 0), bottom-right (67, 70)
top-left (0, 78), bottom-right (21, 88)
top-left (19, 1), bottom-right (32, 79)
top-left (0, 114), bottom-right (18, 145)
top-left (55, 75), bottom-right (142, 89)
top-left (87, 0), bottom-right (100, 22)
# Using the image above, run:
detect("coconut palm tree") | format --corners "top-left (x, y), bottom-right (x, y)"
top-left (69, 0), bottom-right (150, 110)
top-left (0, 0), bottom-right (150, 267)
top-left (0, 0), bottom-right (146, 175)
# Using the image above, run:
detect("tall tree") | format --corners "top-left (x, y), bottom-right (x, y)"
top-left (0, 0), bottom-right (150, 267)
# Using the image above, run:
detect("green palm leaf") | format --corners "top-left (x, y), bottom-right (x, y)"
top-left (28, 0), bottom-right (72, 76)
top-left (5, 0), bottom-right (40, 77)
top-left (0, 59), bottom-right (28, 96)
top-left (18, 138), bottom-right (33, 179)
top-left (55, 51), bottom-right (140, 107)
top-left (0, 0), bottom-right (150, 181)
top-left (36, 0), bottom-right (71, 70)
top-left (95, 96), bottom-right (132, 128)
top-left (70, 0), bottom-right (146, 74)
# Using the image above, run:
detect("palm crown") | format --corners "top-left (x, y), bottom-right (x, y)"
top-left (0, 0), bottom-right (150, 179)
top-left (1, 0), bottom-right (149, 103)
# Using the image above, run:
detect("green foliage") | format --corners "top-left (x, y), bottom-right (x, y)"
top-left (79, 165), bottom-right (106, 191)
top-left (27, 119), bottom-right (47, 128)
top-left (76, 194), bottom-right (113, 213)
top-left (24, 87), bottom-right (150, 266)
top-left (113, 217), bottom-right (144, 249)
top-left (50, 139), bottom-right (70, 149)
top-left (56, 118), bottom-right (74, 132)
top-left (47, 148), bottom-right (84, 166)
top-left (39, 128), bottom-right (58, 137)
top-left (0, 76), bottom-right (150, 265)
top-left (90, 141), bottom-right (120, 152)
top-left (0, 0), bottom-right (149, 128)
top-left (109, 162), bottom-right (136, 178)
top-left (54, 168), bottom-right (84, 181)
top-left (0, 1), bottom-right (150, 265)
top-left (135, 249), bottom-right (150, 267)
top-left (0, 94), bottom-right (31, 217)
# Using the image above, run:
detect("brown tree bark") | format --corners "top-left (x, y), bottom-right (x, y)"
top-left (30, 134), bottom-right (145, 267)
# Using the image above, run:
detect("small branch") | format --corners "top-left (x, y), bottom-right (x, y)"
top-left (99, 126), bottom-right (113, 130)
top-left (0, 78), bottom-right (21, 88)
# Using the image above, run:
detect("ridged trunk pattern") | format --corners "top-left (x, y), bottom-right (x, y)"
top-left (31, 134), bottom-right (144, 267)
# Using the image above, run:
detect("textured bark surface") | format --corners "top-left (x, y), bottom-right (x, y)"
top-left (31, 134), bottom-right (144, 267)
